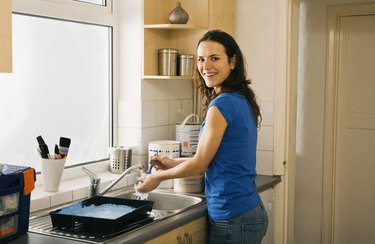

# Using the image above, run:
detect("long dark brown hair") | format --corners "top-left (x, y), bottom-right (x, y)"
top-left (195, 29), bottom-right (262, 127)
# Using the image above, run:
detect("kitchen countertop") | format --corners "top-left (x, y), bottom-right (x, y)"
top-left (9, 174), bottom-right (281, 244)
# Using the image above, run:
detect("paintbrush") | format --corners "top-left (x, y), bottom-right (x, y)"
top-left (59, 137), bottom-right (71, 158)
top-left (36, 135), bottom-right (51, 159)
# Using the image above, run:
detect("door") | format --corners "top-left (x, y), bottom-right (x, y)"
top-left (325, 13), bottom-right (375, 244)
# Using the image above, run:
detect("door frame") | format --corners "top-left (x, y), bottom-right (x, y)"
top-left (322, 3), bottom-right (375, 244)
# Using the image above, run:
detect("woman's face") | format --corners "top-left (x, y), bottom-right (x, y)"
top-left (197, 40), bottom-right (235, 92)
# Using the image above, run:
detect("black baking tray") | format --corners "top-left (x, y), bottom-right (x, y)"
top-left (49, 196), bottom-right (154, 234)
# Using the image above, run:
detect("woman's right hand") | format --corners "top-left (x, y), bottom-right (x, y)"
top-left (149, 155), bottom-right (181, 170)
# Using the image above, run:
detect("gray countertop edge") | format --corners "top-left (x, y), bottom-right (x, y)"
top-left (256, 174), bottom-right (282, 192)
top-left (9, 174), bottom-right (281, 244)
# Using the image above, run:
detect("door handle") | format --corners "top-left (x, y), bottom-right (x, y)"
top-left (184, 232), bottom-right (192, 244)
top-left (177, 235), bottom-right (185, 244)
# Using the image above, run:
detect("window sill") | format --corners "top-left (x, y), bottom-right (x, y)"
top-left (30, 162), bottom-right (139, 213)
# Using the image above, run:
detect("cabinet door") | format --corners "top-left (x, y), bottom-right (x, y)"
top-left (180, 217), bottom-right (207, 244)
top-left (0, 0), bottom-right (12, 73)
top-left (145, 217), bottom-right (207, 244)
top-left (144, 228), bottom-right (181, 244)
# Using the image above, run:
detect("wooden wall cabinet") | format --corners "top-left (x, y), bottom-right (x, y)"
top-left (145, 217), bottom-right (207, 244)
top-left (0, 0), bottom-right (12, 73)
top-left (143, 0), bottom-right (233, 80)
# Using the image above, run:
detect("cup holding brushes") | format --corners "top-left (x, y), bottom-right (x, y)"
top-left (37, 135), bottom-right (71, 192)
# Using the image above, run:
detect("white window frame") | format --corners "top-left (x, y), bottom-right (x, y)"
top-left (13, 0), bottom-right (114, 25)
top-left (11, 0), bottom-right (119, 178)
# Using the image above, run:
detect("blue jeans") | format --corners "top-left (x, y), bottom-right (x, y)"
top-left (208, 202), bottom-right (268, 244)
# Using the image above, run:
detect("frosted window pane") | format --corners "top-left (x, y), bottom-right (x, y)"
top-left (0, 14), bottom-right (111, 171)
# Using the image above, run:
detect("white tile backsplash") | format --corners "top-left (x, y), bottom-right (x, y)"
top-left (118, 84), bottom-right (194, 159)
top-left (117, 127), bottom-right (142, 152)
top-left (169, 100), bottom-right (182, 124)
top-left (155, 125), bottom-right (170, 140)
top-left (142, 101), bottom-right (156, 127)
top-left (50, 191), bottom-right (72, 207)
top-left (30, 169), bottom-right (142, 213)
top-left (30, 193), bottom-right (50, 212)
top-left (256, 150), bottom-right (274, 175)
top-left (141, 127), bottom-right (156, 154)
top-left (118, 100), bottom-right (142, 127)
top-left (169, 125), bottom-right (176, 140)
top-left (156, 100), bottom-right (170, 126)
top-left (257, 125), bottom-right (274, 151)
top-left (131, 154), bottom-right (147, 165)
top-left (181, 99), bottom-right (194, 119)
top-left (72, 186), bottom-right (89, 201)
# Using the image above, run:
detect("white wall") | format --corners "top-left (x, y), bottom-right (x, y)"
top-left (236, 0), bottom-right (373, 242)
top-left (234, 0), bottom-right (277, 176)
top-left (296, 0), bottom-right (370, 243)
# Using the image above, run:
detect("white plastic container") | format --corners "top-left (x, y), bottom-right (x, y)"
top-left (176, 114), bottom-right (201, 156)
top-left (148, 140), bottom-right (181, 189)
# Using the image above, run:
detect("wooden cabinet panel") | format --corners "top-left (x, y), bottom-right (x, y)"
top-left (0, 0), bottom-right (12, 73)
top-left (145, 217), bottom-right (207, 244)
top-left (208, 0), bottom-right (234, 35)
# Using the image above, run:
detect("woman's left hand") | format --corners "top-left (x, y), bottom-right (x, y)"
top-left (136, 173), bottom-right (161, 192)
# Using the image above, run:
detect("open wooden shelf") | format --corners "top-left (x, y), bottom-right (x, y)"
top-left (144, 24), bottom-right (206, 30)
top-left (143, 75), bottom-right (194, 80)
top-left (142, 0), bottom-right (233, 80)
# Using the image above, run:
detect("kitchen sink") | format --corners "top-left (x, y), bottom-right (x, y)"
top-left (28, 189), bottom-right (205, 243)
top-left (112, 189), bottom-right (204, 212)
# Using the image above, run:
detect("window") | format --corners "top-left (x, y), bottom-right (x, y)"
top-left (0, 14), bottom-right (112, 172)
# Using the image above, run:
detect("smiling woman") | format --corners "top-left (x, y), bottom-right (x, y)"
top-left (0, 13), bottom-right (112, 172)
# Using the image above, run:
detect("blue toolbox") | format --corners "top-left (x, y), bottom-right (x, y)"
top-left (0, 164), bottom-right (35, 243)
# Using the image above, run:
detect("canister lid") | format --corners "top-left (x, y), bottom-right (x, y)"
top-left (178, 54), bottom-right (194, 59)
top-left (158, 48), bottom-right (178, 53)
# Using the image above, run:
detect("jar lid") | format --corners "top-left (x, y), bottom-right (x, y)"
top-left (178, 54), bottom-right (194, 59)
top-left (158, 48), bottom-right (178, 53)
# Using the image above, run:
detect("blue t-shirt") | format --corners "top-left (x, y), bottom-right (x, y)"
top-left (202, 92), bottom-right (261, 220)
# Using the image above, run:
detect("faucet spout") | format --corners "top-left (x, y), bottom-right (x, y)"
top-left (98, 163), bottom-right (144, 197)
top-left (82, 166), bottom-right (101, 198)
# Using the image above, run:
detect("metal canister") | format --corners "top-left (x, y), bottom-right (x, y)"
top-left (108, 147), bottom-right (132, 174)
top-left (178, 54), bottom-right (195, 76)
top-left (158, 48), bottom-right (178, 76)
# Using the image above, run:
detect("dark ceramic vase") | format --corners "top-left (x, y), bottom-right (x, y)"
top-left (168, 2), bottom-right (189, 24)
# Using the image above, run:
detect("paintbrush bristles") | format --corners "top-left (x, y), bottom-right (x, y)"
top-left (59, 137), bottom-right (71, 148)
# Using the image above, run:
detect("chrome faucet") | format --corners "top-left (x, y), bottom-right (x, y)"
top-left (98, 163), bottom-right (144, 197)
top-left (82, 163), bottom-right (144, 197)
top-left (82, 166), bottom-right (101, 198)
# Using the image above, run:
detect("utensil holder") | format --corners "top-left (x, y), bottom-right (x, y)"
top-left (108, 147), bottom-right (132, 174)
top-left (40, 158), bottom-right (66, 192)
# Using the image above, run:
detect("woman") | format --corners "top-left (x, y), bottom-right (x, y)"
top-left (137, 29), bottom-right (268, 244)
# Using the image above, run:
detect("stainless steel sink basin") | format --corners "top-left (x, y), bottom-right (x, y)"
top-left (28, 189), bottom-right (205, 243)
top-left (112, 190), bottom-right (204, 213)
